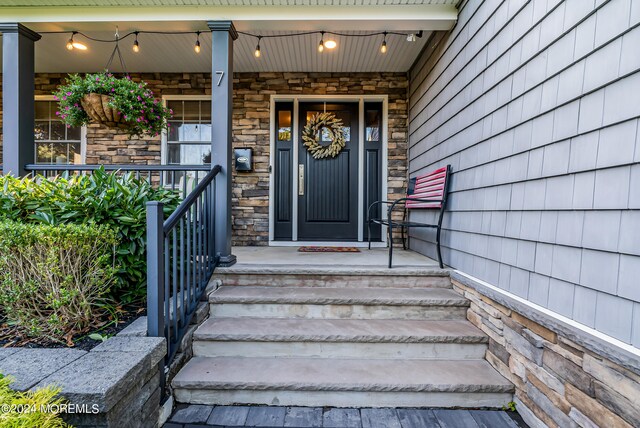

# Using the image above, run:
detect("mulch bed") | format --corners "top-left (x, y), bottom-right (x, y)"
top-left (0, 304), bottom-right (146, 352)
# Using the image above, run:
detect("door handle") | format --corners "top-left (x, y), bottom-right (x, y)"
top-left (298, 164), bottom-right (304, 196)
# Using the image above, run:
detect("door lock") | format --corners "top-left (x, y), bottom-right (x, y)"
top-left (298, 164), bottom-right (304, 196)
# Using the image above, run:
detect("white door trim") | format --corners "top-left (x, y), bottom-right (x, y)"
top-left (268, 94), bottom-right (389, 246)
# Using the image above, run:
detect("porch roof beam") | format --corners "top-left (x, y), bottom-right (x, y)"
top-left (0, 5), bottom-right (457, 31)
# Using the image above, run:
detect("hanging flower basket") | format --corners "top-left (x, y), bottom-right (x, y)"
top-left (80, 93), bottom-right (124, 125)
top-left (54, 71), bottom-right (172, 138)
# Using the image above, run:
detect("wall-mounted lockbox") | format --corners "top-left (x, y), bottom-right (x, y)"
top-left (234, 148), bottom-right (252, 172)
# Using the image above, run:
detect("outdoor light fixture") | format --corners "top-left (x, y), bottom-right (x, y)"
top-left (254, 36), bottom-right (262, 58)
top-left (406, 31), bottom-right (424, 42)
top-left (66, 32), bottom-right (87, 50)
top-left (380, 32), bottom-right (388, 54)
top-left (318, 31), bottom-right (325, 53)
top-left (132, 32), bottom-right (140, 53)
top-left (324, 40), bottom-right (337, 49)
top-left (194, 31), bottom-right (201, 53)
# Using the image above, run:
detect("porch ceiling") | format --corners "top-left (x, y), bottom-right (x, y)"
top-left (0, 27), bottom-right (433, 73)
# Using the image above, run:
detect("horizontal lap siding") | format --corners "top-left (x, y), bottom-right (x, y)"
top-left (408, 0), bottom-right (640, 346)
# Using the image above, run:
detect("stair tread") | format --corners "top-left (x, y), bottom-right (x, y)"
top-left (215, 264), bottom-right (449, 276)
top-left (173, 357), bottom-right (513, 393)
top-left (210, 286), bottom-right (468, 306)
top-left (195, 318), bottom-right (487, 343)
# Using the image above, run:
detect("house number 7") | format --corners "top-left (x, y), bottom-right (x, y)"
top-left (216, 71), bottom-right (225, 86)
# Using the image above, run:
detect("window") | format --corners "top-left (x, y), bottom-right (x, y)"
top-left (165, 99), bottom-right (212, 165)
top-left (34, 100), bottom-right (84, 164)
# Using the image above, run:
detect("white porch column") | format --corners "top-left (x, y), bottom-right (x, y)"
top-left (1, 23), bottom-right (41, 176)
top-left (208, 20), bottom-right (237, 266)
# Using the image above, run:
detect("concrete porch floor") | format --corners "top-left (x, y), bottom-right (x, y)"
top-left (227, 246), bottom-right (440, 269)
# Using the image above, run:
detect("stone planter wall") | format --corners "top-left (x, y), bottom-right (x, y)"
top-left (451, 273), bottom-right (640, 428)
top-left (0, 72), bottom-right (409, 246)
top-left (0, 335), bottom-right (166, 428)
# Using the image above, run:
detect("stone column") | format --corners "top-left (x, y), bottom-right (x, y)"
top-left (208, 20), bottom-right (237, 266)
top-left (1, 23), bottom-right (41, 176)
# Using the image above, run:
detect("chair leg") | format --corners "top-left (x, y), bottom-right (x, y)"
top-left (368, 220), bottom-right (372, 250)
top-left (388, 223), bottom-right (393, 269)
top-left (436, 226), bottom-right (444, 269)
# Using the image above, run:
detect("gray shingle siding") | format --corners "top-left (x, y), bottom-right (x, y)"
top-left (408, 0), bottom-right (640, 345)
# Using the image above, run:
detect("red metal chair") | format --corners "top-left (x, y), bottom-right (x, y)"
top-left (368, 165), bottom-right (452, 268)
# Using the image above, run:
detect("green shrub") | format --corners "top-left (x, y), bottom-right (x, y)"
top-left (0, 221), bottom-right (117, 339)
top-left (0, 373), bottom-right (70, 428)
top-left (0, 169), bottom-right (180, 303)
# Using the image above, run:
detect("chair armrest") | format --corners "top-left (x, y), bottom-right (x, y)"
top-left (367, 200), bottom-right (401, 221)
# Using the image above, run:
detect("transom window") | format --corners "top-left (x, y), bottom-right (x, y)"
top-left (166, 99), bottom-right (212, 165)
top-left (34, 100), bottom-right (84, 164)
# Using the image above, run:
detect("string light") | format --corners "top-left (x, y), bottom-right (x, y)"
top-left (254, 36), bottom-right (262, 58)
top-left (66, 31), bottom-right (87, 50)
top-left (194, 31), bottom-right (201, 53)
top-left (49, 29), bottom-right (421, 57)
top-left (132, 31), bottom-right (140, 53)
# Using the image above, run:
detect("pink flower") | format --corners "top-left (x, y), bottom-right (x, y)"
top-left (111, 88), bottom-right (115, 92)
top-left (137, 96), bottom-right (141, 101)
top-left (55, 111), bottom-right (60, 116)
top-left (66, 91), bottom-right (72, 96)
top-left (53, 95), bottom-right (58, 100)
top-left (74, 103), bottom-right (78, 107)
top-left (62, 96), bottom-right (67, 101)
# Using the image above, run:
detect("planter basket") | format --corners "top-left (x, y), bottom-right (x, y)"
top-left (80, 93), bottom-right (124, 125)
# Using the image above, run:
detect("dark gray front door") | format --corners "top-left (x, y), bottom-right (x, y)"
top-left (298, 102), bottom-right (359, 241)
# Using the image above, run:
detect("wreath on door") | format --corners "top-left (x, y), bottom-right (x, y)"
top-left (302, 112), bottom-right (347, 159)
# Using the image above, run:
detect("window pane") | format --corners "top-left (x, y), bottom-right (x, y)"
top-left (180, 123), bottom-right (201, 142)
top-left (35, 101), bottom-right (51, 120)
top-left (35, 121), bottom-right (49, 140)
top-left (168, 121), bottom-right (181, 141)
top-left (200, 124), bottom-right (212, 142)
top-left (366, 110), bottom-right (380, 142)
top-left (278, 110), bottom-right (291, 141)
top-left (200, 101), bottom-right (211, 121)
top-left (69, 143), bottom-right (82, 164)
top-left (51, 143), bottom-right (70, 164)
top-left (66, 126), bottom-right (82, 141)
top-left (36, 143), bottom-right (52, 163)
top-left (167, 101), bottom-right (183, 119)
top-left (50, 121), bottom-right (66, 140)
top-left (168, 143), bottom-right (209, 165)
top-left (182, 101), bottom-right (200, 120)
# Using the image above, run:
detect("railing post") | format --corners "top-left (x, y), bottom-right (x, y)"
top-left (147, 201), bottom-right (165, 338)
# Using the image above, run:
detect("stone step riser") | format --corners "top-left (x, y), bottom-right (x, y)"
top-left (214, 274), bottom-right (451, 288)
top-left (193, 340), bottom-right (488, 360)
top-left (210, 303), bottom-right (469, 320)
top-left (174, 389), bottom-right (513, 409)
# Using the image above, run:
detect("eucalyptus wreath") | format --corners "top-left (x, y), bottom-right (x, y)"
top-left (301, 112), bottom-right (347, 159)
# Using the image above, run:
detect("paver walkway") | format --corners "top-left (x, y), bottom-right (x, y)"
top-left (163, 405), bottom-right (529, 428)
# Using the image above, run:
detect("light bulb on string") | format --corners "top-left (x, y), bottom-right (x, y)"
top-left (318, 31), bottom-right (325, 53)
top-left (66, 31), bottom-right (87, 50)
top-left (254, 36), bottom-right (262, 58)
top-left (380, 32), bottom-right (388, 54)
top-left (133, 32), bottom-right (140, 53)
top-left (194, 31), bottom-right (201, 53)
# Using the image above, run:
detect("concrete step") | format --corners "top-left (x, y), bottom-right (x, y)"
top-left (209, 286), bottom-right (470, 320)
top-left (212, 265), bottom-right (451, 288)
top-left (193, 317), bottom-right (488, 359)
top-left (172, 356), bottom-right (514, 408)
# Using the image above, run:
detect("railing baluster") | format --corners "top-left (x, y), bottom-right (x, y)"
top-left (180, 217), bottom-right (186, 328)
top-left (172, 228), bottom-right (178, 335)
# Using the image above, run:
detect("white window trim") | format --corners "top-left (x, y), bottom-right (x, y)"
top-left (161, 95), bottom-right (211, 166)
top-left (34, 95), bottom-right (87, 164)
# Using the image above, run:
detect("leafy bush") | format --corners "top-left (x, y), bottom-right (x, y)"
top-left (0, 169), bottom-right (180, 303)
top-left (0, 373), bottom-right (70, 428)
top-left (54, 71), bottom-right (171, 137)
top-left (0, 221), bottom-right (117, 339)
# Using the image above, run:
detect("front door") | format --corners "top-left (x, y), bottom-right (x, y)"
top-left (297, 102), bottom-right (359, 241)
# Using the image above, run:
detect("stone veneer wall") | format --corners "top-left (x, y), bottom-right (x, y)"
top-left (0, 72), bottom-right (409, 246)
top-left (451, 273), bottom-right (640, 428)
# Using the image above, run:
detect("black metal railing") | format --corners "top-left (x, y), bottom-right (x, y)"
top-left (146, 165), bottom-right (221, 391)
top-left (23, 164), bottom-right (210, 195)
